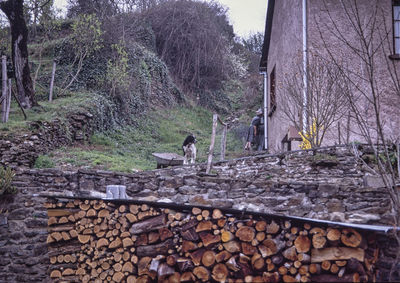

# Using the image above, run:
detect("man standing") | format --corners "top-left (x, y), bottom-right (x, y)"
top-left (252, 108), bottom-right (265, 151)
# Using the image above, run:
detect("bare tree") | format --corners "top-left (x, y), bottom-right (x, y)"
top-left (0, 0), bottom-right (37, 108)
top-left (317, 0), bottom-right (399, 279)
top-left (281, 53), bottom-right (350, 148)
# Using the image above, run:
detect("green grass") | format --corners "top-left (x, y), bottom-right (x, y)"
top-left (0, 92), bottom-right (93, 133)
top-left (37, 105), bottom-right (247, 172)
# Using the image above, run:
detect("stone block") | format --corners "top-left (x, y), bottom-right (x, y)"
top-left (0, 215), bottom-right (7, 226)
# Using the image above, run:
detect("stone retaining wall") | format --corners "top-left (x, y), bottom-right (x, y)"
top-left (12, 146), bottom-right (396, 225)
top-left (0, 145), bottom-right (398, 282)
top-left (0, 111), bottom-right (93, 169)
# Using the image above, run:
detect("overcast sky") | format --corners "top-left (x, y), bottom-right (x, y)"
top-left (53, 0), bottom-right (267, 38)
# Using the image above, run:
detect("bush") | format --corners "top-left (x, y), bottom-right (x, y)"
top-left (0, 166), bottom-right (17, 195)
top-left (34, 155), bottom-right (55, 169)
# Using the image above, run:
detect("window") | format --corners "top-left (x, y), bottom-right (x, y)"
top-left (269, 66), bottom-right (276, 116)
top-left (393, 1), bottom-right (400, 54)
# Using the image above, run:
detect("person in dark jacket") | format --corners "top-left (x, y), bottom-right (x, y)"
top-left (251, 108), bottom-right (265, 151)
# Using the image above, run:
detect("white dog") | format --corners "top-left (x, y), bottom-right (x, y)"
top-left (182, 134), bottom-right (197, 165)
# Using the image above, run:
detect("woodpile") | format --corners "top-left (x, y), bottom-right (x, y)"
top-left (45, 198), bottom-right (379, 282)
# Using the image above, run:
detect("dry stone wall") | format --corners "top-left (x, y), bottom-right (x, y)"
top-left (0, 145), bottom-right (398, 282)
top-left (0, 111), bottom-right (93, 169)
top-left (12, 146), bottom-right (396, 226)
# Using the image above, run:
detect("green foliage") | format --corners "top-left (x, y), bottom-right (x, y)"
top-left (0, 166), bottom-right (17, 196)
top-left (107, 40), bottom-right (130, 96)
top-left (34, 155), bottom-right (55, 168)
top-left (71, 14), bottom-right (103, 57)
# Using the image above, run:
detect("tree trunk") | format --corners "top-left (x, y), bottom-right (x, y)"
top-left (0, 0), bottom-right (37, 109)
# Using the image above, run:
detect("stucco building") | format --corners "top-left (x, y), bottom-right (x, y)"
top-left (260, 0), bottom-right (400, 152)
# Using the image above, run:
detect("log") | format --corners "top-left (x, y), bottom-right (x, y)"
top-left (312, 233), bottom-right (327, 249)
top-left (212, 209), bottom-right (223, 219)
top-left (169, 272), bottom-right (181, 283)
top-left (221, 230), bottom-right (235, 242)
top-left (241, 242), bottom-right (257, 255)
top-left (321, 260), bottom-right (331, 271)
top-left (223, 241), bottom-right (241, 253)
top-left (341, 228), bottom-right (362, 248)
top-left (272, 254), bottom-right (284, 265)
top-left (112, 272), bottom-right (124, 282)
top-left (310, 227), bottom-right (326, 236)
top-left (266, 221), bottom-right (280, 234)
top-left (159, 228), bottom-right (173, 241)
top-left (309, 263), bottom-right (321, 274)
top-left (212, 263), bottom-right (229, 282)
top-left (50, 270), bottom-right (61, 278)
top-left (199, 232), bottom-right (221, 247)
top-left (182, 240), bottom-right (197, 253)
top-left (294, 235), bottom-right (311, 253)
top-left (326, 228), bottom-right (341, 245)
top-left (122, 237), bottom-right (134, 248)
top-left (148, 232), bottom-right (160, 244)
top-left (196, 221), bottom-right (213, 232)
top-left (282, 246), bottom-right (297, 261)
top-left (157, 263), bottom-right (175, 277)
top-left (109, 238), bottom-right (122, 249)
top-left (256, 232), bottom-right (266, 242)
top-left (137, 239), bottom-right (174, 257)
top-left (192, 207), bottom-right (202, 215)
top-left (251, 253), bottom-right (265, 270)
top-left (180, 272), bottom-right (195, 282)
top-left (311, 247), bottom-right (364, 262)
top-left (226, 256), bottom-right (240, 272)
top-left (330, 263), bottom-right (339, 274)
top-left (283, 275), bottom-right (296, 282)
top-left (193, 266), bottom-right (210, 282)
top-left (298, 253), bottom-right (310, 263)
top-left (136, 233), bottom-right (148, 246)
top-left (190, 248), bottom-right (206, 266)
top-left (166, 255), bottom-right (178, 267)
top-left (202, 250), bottom-right (216, 267)
top-left (126, 213), bottom-right (138, 223)
top-left (96, 238), bottom-right (109, 249)
top-left (255, 221), bottom-right (267, 232)
top-left (235, 226), bottom-right (255, 242)
top-left (130, 214), bottom-right (166, 234)
top-left (177, 258), bottom-right (194, 272)
top-left (181, 228), bottom-right (199, 241)
top-left (263, 272), bottom-right (280, 282)
top-left (129, 205), bottom-right (139, 214)
top-left (138, 257), bottom-right (152, 276)
top-left (311, 273), bottom-right (360, 282)
top-left (216, 250), bottom-right (232, 263)
top-left (78, 235), bottom-right (90, 244)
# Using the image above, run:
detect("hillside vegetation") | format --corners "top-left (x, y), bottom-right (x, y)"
top-left (0, 0), bottom-right (263, 171)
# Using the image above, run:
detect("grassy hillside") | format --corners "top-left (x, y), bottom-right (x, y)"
top-left (34, 106), bottom-right (245, 172)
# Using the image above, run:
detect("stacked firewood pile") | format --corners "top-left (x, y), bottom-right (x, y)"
top-left (45, 198), bottom-right (379, 282)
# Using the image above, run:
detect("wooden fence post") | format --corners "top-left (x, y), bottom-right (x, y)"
top-left (1, 55), bottom-right (8, 123)
top-left (49, 60), bottom-right (56, 102)
top-left (5, 78), bottom-right (11, 122)
top-left (206, 114), bottom-right (218, 174)
top-left (220, 124), bottom-right (227, 161)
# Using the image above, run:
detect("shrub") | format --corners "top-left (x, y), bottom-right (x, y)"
top-left (0, 166), bottom-right (17, 195)
top-left (34, 155), bottom-right (55, 169)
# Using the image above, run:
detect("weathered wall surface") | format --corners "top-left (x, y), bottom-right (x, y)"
top-left (0, 145), bottom-right (398, 282)
top-left (11, 146), bottom-right (396, 225)
top-left (0, 111), bottom-right (93, 169)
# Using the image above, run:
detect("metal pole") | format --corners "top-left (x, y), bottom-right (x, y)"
top-left (263, 71), bottom-right (268, 150)
top-left (302, 0), bottom-right (308, 134)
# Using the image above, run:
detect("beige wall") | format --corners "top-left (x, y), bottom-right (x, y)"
top-left (266, 0), bottom-right (400, 152)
